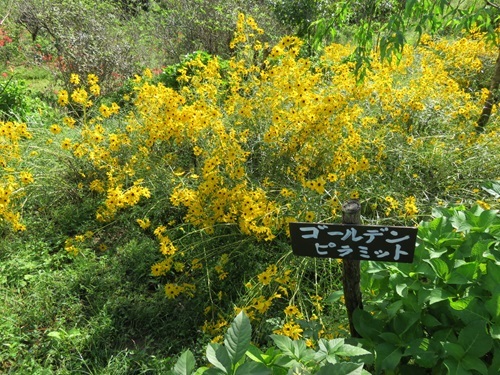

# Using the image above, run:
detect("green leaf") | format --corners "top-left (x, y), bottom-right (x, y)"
top-left (316, 362), bottom-right (364, 375)
top-left (234, 361), bottom-right (271, 375)
top-left (442, 342), bottom-right (465, 360)
top-left (379, 332), bottom-right (401, 345)
top-left (393, 311), bottom-right (420, 337)
top-left (426, 288), bottom-right (454, 305)
top-left (446, 262), bottom-right (477, 284)
top-left (404, 338), bottom-right (439, 368)
top-left (491, 325), bottom-right (500, 340)
top-left (224, 311), bottom-right (252, 365)
top-left (449, 296), bottom-right (475, 311)
top-left (461, 354), bottom-right (488, 375)
top-left (173, 350), bottom-right (196, 375)
top-left (352, 309), bottom-right (385, 341)
top-left (482, 181), bottom-right (500, 198)
top-left (375, 343), bottom-right (403, 372)
top-left (336, 344), bottom-right (372, 358)
top-left (458, 320), bottom-right (493, 358)
top-left (427, 258), bottom-right (449, 279)
top-left (270, 334), bottom-right (295, 358)
top-left (478, 210), bottom-right (499, 231)
top-left (325, 290), bottom-right (344, 304)
top-left (485, 294), bottom-right (500, 319)
top-left (443, 358), bottom-right (471, 375)
top-left (451, 211), bottom-right (473, 232)
top-left (47, 331), bottom-right (62, 340)
top-left (206, 343), bottom-right (231, 374)
top-left (421, 313), bottom-right (440, 329)
top-left (245, 344), bottom-right (267, 365)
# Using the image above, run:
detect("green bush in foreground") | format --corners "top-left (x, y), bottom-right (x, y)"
top-left (355, 203), bottom-right (500, 374)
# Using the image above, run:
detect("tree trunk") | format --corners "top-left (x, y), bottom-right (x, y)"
top-left (476, 47), bottom-right (500, 132)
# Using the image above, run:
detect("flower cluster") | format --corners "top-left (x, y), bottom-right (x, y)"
top-left (0, 121), bottom-right (32, 231)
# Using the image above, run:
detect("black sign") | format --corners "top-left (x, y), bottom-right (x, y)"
top-left (289, 222), bottom-right (417, 263)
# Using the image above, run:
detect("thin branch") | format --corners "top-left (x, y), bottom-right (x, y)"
top-left (0, 11), bottom-right (10, 25)
top-left (486, 0), bottom-right (500, 10)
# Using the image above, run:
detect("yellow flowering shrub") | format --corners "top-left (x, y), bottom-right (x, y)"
top-left (15, 15), bottom-right (496, 341)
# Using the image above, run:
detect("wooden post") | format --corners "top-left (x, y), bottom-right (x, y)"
top-left (341, 199), bottom-right (363, 338)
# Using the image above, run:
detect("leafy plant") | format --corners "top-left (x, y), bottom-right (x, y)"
top-left (355, 204), bottom-right (500, 374)
top-left (169, 311), bottom-right (372, 374)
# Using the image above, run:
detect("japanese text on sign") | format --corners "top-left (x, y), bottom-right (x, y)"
top-left (289, 223), bottom-right (417, 263)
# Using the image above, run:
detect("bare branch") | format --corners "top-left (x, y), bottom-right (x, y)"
top-left (486, 0), bottom-right (500, 10)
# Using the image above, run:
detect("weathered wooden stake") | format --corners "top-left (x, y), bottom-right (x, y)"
top-left (341, 199), bottom-right (363, 338)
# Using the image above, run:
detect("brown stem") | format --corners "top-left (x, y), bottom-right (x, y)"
top-left (341, 200), bottom-right (363, 338)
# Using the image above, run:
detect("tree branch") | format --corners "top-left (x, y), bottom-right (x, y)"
top-left (486, 0), bottom-right (500, 10)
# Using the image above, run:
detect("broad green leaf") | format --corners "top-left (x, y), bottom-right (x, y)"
top-left (245, 344), bottom-right (267, 364)
top-left (352, 309), bottom-right (385, 341)
top-left (316, 362), bottom-right (364, 375)
top-left (478, 210), bottom-right (499, 231)
top-left (173, 350), bottom-right (196, 375)
top-left (461, 354), bottom-right (488, 375)
top-left (421, 313), bottom-right (442, 328)
top-left (491, 325), bottom-right (500, 340)
top-left (270, 334), bottom-right (297, 359)
top-left (426, 258), bottom-right (449, 280)
top-left (47, 331), bottom-right (62, 340)
top-left (471, 239), bottom-right (492, 258)
top-left (206, 343), bottom-right (231, 374)
top-left (481, 181), bottom-right (500, 198)
top-left (458, 321), bottom-right (493, 358)
top-left (442, 342), bottom-right (465, 360)
top-left (427, 288), bottom-right (453, 305)
top-left (224, 311), bottom-right (252, 364)
top-left (378, 332), bottom-right (401, 346)
top-left (393, 311), bottom-right (420, 337)
top-left (404, 338), bottom-right (438, 368)
top-left (483, 262), bottom-right (500, 294)
top-left (234, 361), bottom-right (271, 375)
top-left (375, 343), bottom-right (403, 372)
top-left (446, 262), bottom-right (477, 284)
top-left (443, 358), bottom-right (470, 375)
top-left (449, 296), bottom-right (475, 311)
top-left (386, 300), bottom-right (404, 318)
top-left (325, 290), bottom-right (344, 304)
top-left (395, 283), bottom-right (407, 298)
top-left (202, 369), bottom-right (226, 375)
top-left (451, 211), bottom-right (473, 233)
top-left (336, 344), bottom-right (372, 358)
top-left (485, 294), bottom-right (500, 319)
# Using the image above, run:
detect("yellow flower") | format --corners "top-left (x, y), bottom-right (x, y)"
top-left (71, 88), bottom-right (88, 105)
top-left (89, 84), bottom-right (100, 96)
top-left (136, 218), bottom-right (151, 230)
top-left (49, 124), bottom-right (62, 134)
top-left (276, 321), bottom-right (303, 340)
top-left (58, 90), bottom-right (69, 106)
top-left (70, 73), bottom-right (80, 85)
top-left (87, 73), bottom-right (99, 85)
top-left (61, 138), bottom-right (72, 150)
top-left (20, 171), bottom-right (34, 184)
top-left (284, 304), bottom-right (302, 318)
top-left (305, 211), bottom-right (315, 222)
top-left (63, 117), bottom-right (76, 128)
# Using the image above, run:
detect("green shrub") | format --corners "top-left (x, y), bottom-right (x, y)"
top-left (354, 203), bottom-right (500, 374)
